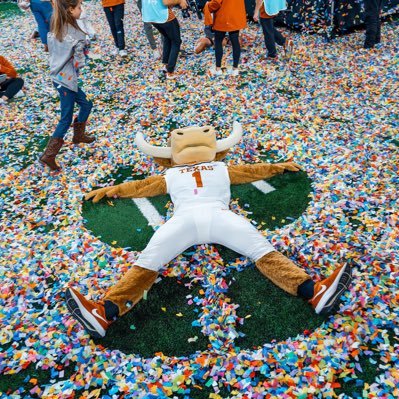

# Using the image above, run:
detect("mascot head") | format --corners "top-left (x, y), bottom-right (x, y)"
top-left (135, 121), bottom-right (243, 167)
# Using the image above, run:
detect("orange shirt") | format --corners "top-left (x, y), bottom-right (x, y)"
top-left (259, 3), bottom-right (274, 19)
top-left (167, 7), bottom-right (176, 22)
top-left (207, 0), bottom-right (246, 32)
top-left (0, 55), bottom-right (17, 78)
top-left (102, 0), bottom-right (125, 9)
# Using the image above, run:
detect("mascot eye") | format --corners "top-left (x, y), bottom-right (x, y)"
top-left (203, 129), bottom-right (210, 133)
top-left (177, 132), bottom-right (184, 135)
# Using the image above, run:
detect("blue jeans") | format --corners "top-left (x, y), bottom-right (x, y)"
top-left (30, 0), bottom-right (53, 45)
top-left (52, 83), bottom-right (93, 139)
top-left (103, 4), bottom-right (125, 50)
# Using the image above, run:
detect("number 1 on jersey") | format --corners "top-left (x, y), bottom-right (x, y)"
top-left (192, 171), bottom-right (203, 188)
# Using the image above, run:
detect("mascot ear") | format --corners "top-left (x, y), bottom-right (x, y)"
top-left (153, 157), bottom-right (173, 168)
top-left (214, 150), bottom-right (230, 162)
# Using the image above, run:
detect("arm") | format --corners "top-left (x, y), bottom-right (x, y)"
top-left (253, 0), bottom-right (263, 22)
top-left (207, 0), bottom-right (223, 13)
top-left (0, 56), bottom-right (17, 78)
top-left (228, 162), bottom-right (301, 185)
top-left (73, 40), bottom-right (87, 70)
top-left (85, 175), bottom-right (167, 203)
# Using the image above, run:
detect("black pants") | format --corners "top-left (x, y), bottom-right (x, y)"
top-left (260, 17), bottom-right (286, 58)
top-left (364, 0), bottom-right (383, 47)
top-left (0, 78), bottom-right (24, 100)
top-left (104, 4), bottom-right (125, 50)
top-left (214, 30), bottom-right (240, 68)
top-left (152, 18), bottom-right (182, 73)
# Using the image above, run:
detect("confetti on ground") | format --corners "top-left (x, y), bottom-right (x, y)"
top-left (1, 2), bottom-right (398, 398)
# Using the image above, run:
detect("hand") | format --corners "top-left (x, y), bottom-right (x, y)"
top-left (179, 0), bottom-right (188, 9)
top-left (253, 12), bottom-right (259, 22)
top-left (84, 186), bottom-right (121, 203)
top-left (274, 162), bottom-right (302, 172)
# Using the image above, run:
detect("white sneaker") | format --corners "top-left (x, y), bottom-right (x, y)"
top-left (0, 98), bottom-right (7, 106)
top-left (14, 90), bottom-right (25, 98)
top-left (166, 72), bottom-right (176, 80)
top-left (209, 67), bottom-right (222, 76)
top-left (111, 47), bottom-right (119, 56)
top-left (119, 49), bottom-right (128, 57)
top-left (227, 67), bottom-right (239, 76)
top-left (152, 49), bottom-right (161, 60)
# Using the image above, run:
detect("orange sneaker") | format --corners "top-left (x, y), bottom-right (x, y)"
top-left (65, 288), bottom-right (112, 338)
top-left (309, 264), bottom-right (352, 315)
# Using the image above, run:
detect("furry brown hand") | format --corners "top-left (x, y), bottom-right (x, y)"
top-left (84, 176), bottom-right (167, 203)
top-left (273, 162), bottom-right (302, 172)
top-left (85, 186), bottom-right (121, 203)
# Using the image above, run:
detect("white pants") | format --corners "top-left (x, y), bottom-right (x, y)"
top-left (136, 206), bottom-right (275, 271)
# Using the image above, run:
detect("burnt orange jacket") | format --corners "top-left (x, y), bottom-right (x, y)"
top-left (207, 0), bottom-right (247, 32)
top-left (0, 55), bottom-right (17, 78)
top-left (102, 0), bottom-right (124, 8)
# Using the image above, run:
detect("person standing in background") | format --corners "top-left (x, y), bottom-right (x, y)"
top-left (206, 0), bottom-right (247, 76)
top-left (30, 0), bottom-right (53, 51)
top-left (136, 0), bottom-right (161, 60)
top-left (102, 0), bottom-right (127, 57)
top-left (363, 0), bottom-right (384, 49)
top-left (142, 0), bottom-right (188, 80)
top-left (253, 0), bottom-right (293, 60)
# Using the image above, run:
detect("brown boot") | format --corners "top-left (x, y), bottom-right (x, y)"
top-left (72, 118), bottom-right (95, 144)
top-left (255, 251), bottom-right (311, 296)
top-left (39, 137), bottom-right (64, 171)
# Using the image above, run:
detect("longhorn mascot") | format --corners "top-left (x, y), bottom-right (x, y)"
top-left (66, 122), bottom-right (352, 338)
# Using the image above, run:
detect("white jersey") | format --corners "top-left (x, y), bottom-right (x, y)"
top-left (164, 161), bottom-right (231, 213)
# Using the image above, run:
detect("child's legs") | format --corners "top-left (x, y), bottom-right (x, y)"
top-left (152, 23), bottom-right (170, 65)
top-left (103, 7), bottom-right (118, 46)
top-left (364, 0), bottom-right (380, 46)
top-left (74, 88), bottom-right (93, 123)
top-left (30, 1), bottom-right (51, 45)
top-left (52, 84), bottom-right (76, 139)
top-left (143, 23), bottom-right (157, 50)
top-left (41, 1), bottom-right (53, 36)
top-left (161, 18), bottom-right (181, 73)
top-left (214, 30), bottom-right (226, 68)
top-left (228, 30), bottom-right (241, 68)
top-left (274, 28), bottom-right (286, 47)
top-left (0, 78), bottom-right (24, 100)
top-left (112, 3), bottom-right (125, 50)
top-left (136, 0), bottom-right (157, 49)
top-left (260, 17), bottom-right (277, 57)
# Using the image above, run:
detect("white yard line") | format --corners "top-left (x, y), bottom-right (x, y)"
top-left (133, 198), bottom-right (164, 230)
top-left (251, 180), bottom-right (276, 194)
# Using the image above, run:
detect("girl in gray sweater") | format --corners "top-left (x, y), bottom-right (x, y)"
top-left (40, 0), bottom-right (95, 171)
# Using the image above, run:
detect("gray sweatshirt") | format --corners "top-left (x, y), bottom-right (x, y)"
top-left (48, 25), bottom-right (87, 92)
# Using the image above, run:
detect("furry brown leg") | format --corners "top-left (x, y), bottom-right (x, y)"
top-left (104, 265), bottom-right (158, 316)
top-left (255, 251), bottom-right (311, 296)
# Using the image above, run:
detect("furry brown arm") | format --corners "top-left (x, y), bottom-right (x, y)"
top-left (228, 162), bottom-right (301, 185)
top-left (85, 175), bottom-right (167, 203)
